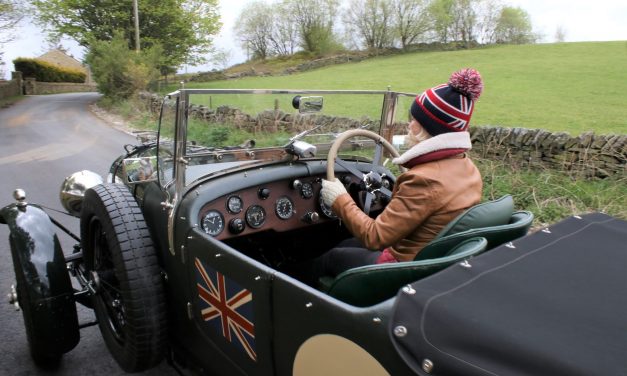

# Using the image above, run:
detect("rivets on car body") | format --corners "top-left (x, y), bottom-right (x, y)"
top-left (505, 242), bottom-right (516, 249)
top-left (215, 253), bottom-right (222, 258)
top-left (422, 359), bottom-right (434, 373)
top-left (459, 260), bottom-right (472, 268)
top-left (254, 276), bottom-right (261, 281)
top-left (393, 325), bottom-right (407, 337)
top-left (372, 317), bottom-right (381, 323)
top-left (402, 285), bottom-right (416, 295)
top-left (305, 302), bottom-right (313, 308)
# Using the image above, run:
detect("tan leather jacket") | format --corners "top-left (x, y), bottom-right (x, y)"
top-left (332, 134), bottom-right (482, 262)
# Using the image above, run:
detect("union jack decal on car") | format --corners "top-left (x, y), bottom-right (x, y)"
top-left (195, 258), bottom-right (256, 361)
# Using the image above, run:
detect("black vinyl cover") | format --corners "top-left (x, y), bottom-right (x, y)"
top-left (390, 213), bottom-right (627, 376)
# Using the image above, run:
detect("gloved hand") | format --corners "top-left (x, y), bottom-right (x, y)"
top-left (321, 178), bottom-right (347, 207)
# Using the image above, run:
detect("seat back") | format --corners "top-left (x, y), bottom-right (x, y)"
top-left (326, 237), bottom-right (488, 307)
top-left (436, 195), bottom-right (515, 240)
top-left (414, 195), bottom-right (532, 261)
top-left (415, 210), bottom-right (534, 261)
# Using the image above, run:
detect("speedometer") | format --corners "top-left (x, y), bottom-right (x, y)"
top-left (245, 205), bottom-right (266, 228)
top-left (201, 210), bottom-right (225, 236)
top-left (275, 196), bottom-right (294, 220)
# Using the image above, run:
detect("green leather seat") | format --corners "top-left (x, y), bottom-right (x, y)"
top-left (321, 195), bottom-right (534, 306)
top-left (326, 237), bottom-right (488, 307)
top-left (414, 195), bottom-right (534, 261)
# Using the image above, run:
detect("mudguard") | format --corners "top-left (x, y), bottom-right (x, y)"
top-left (0, 202), bottom-right (79, 354)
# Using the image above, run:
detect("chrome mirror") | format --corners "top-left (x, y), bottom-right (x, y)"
top-left (123, 156), bottom-right (158, 184)
top-left (292, 95), bottom-right (323, 113)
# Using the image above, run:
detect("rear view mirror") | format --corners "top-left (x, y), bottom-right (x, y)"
top-left (123, 157), bottom-right (158, 184)
top-left (292, 95), bottom-right (323, 113)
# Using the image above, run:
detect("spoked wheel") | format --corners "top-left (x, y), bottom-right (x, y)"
top-left (81, 184), bottom-right (166, 372)
top-left (327, 129), bottom-right (406, 214)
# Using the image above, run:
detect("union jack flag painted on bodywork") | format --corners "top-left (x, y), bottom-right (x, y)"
top-left (195, 258), bottom-right (256, 361)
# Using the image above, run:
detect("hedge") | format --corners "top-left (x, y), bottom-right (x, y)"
top-left (13, 58), bottom-right (86, 83)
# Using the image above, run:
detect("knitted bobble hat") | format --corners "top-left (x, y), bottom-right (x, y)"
top-left (410, 68), bottom-right (483, 136)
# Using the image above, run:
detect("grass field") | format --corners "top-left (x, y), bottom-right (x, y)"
top-left (167, 41), bottom-right (627, 135)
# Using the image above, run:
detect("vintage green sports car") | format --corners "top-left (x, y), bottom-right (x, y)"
top-left (2, 89), bottom-right (626, 375)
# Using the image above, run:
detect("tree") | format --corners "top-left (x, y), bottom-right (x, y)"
top-left (343, 0), bottom-right (394, 50)
top-left (233, 1), bottom-right (273, 60)
top-left (269, 1), bottom-right (298, 55)
top-left (429, 0), bottom-right (454, 43)
top-left (494, 6), bottom-right (535, 44)
top-left (286, 0), bottom-right (341, 54)
top-left (31, 0), bottom-right (220, 71)
top-left (449, 0), bottom-right (478, 47)
top-left (473, 0), bottom-right (502, 44)
top-left (0, 0), bottom-right (24, 44)
top-left (85, 31), bottom-right (161, 100)
top-left (391, 0), bottom-right (431, 49)
top-left (554, 25), bottom-right (566, 43)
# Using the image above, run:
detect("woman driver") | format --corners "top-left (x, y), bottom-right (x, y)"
top-left (317, 68), bottom-right (484, 277)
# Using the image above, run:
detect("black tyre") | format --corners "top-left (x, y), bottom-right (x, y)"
top-left (81, 183), bottom-right (166, 372)
top-left (14, 267), bottom-right (63, 369)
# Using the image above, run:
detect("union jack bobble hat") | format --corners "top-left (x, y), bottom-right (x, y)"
top-left (411, 68), bottom-right (483, 136)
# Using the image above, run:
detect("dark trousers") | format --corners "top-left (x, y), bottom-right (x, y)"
top-left (297, 238), bottom-right (381, 286)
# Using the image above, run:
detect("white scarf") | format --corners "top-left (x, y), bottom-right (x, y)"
top-left (392, 132), bottom-right (472, 165)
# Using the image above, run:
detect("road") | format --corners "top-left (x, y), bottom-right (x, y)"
top-left (0, 93), bottom-right (177, 376)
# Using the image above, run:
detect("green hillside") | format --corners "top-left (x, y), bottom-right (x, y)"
top-left (176, 42), bottom-right (627, 135)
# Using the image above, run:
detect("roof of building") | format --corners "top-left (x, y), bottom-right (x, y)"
top-left (37, 49), bottom-right (86, 73)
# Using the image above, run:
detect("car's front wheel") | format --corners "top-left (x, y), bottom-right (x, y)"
top-left (80, 184), bottom-right (166, 372)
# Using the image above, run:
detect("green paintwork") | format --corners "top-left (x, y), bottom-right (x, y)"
top-left (0, 203), bottom-right (79, 354)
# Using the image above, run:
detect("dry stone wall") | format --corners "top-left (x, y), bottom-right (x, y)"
top-left (139, 92), bottom-right (626, 178)
top-left (468, 126), bottom-right (626, 178)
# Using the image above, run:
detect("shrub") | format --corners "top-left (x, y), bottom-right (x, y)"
top-left (12, 58), bottom-right (86, 83)
top-left (85, 32), bottom-right (162, 101)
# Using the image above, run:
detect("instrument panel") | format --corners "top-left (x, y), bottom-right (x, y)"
top-left (198, 175), bottom-right (339, 240)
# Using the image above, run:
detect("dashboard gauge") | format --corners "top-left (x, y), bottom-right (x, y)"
top-left (275, 196), bottom-right (295, 220)
top-left (202, 210), bottom-right (225, 236)
top-left (226, 195), bottom-right (243, 214)
top-left (318, 194), bottom-right (338, 218)
top-left (245, 205), bottom-right (266, 228)
top-left (300, 182), bottom-right (314, 199)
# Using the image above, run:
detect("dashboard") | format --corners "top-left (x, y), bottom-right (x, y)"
top-left (198, 174), bottom-right (339, 241)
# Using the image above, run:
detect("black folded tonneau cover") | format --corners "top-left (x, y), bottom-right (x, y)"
top-left (390, 213), bottom-right (627, 376)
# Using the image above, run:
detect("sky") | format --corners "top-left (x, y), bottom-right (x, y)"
top-left (2, 0), bottom-right (627, 79)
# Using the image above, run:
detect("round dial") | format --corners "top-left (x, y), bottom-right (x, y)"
top-left (300, 182), bottom-right (314, 199)
top-left (245, 205), bottom-right (266, 228)
top-left (202, 210), bottom-right (225, 236)
top-left (275, 196), bottom-right (294, 220)
top-left (318, 194), bottom-right (337, 218)
top-left (226, 195), bottom-right (243, 214)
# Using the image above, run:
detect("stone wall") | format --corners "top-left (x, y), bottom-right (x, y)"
top-left (469, 126), bottom-right (626, 178)
top-left (0, 72), bottom-right (23, 100)
top-left (139, 92), bottom-right (626, 178)
top-left (23, 78), bottom-right (97, 95)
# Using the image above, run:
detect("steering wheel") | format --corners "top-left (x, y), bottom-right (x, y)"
top-left (326, 129), bottom-right (406, 215)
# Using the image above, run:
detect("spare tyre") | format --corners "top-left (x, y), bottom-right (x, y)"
top-left (80, 184), bottom-right (166, 372)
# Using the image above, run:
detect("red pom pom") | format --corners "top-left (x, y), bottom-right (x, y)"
top-left (448, 68), bottom-right (483, 100)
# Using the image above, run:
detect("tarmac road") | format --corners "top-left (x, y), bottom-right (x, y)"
top-left (0, 93), bottom-right (177, 376)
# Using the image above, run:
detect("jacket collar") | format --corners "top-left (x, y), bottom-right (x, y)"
top-left (392, 131), bottom-right (472, 167)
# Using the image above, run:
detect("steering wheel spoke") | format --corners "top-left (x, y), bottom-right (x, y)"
top-left (334, 157), bottom-right (365, 180)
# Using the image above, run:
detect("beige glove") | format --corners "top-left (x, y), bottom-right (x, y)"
top-left (321, 178), bottom-right (347, 207)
